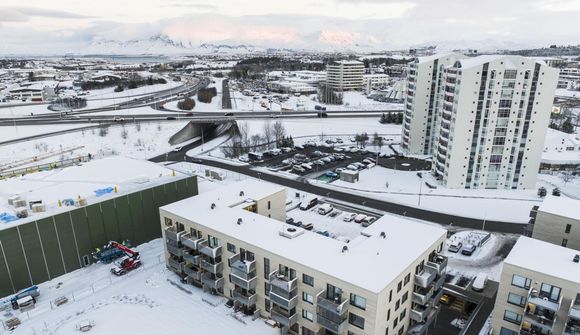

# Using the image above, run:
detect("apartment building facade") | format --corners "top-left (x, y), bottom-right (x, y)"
top-left (402, 54), bottom-right (463, 155)
top-left (326, 61), bottom-right (365, 91)
top-left (430, 55), bottom-right (559, 189)
top-left (530, 196), bottom-right (580, 251)
top-left (159, 180), bottom-right (448, 335)
top-left (491, 236), bottom-right (580, 335)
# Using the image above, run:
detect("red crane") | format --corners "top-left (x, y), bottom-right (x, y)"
top-left (109, 242), bottom-right (142, 276)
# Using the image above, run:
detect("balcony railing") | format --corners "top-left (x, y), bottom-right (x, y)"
top-left (410, 304), bottom-right (432, 323)
top-left (229, 253), bottom-right (256, 274)
top-left (408, 308), bottom-right (439, 335)
top-left (201, 273), bottom-right (224, 290)
top-left (270, 290), bottom-right (299, 310)
top-left (165, 226), bottom-right (181, 241)
top-left (232, 289), bottom-right (257, 307)
top-left (415, 265), bottom-right (437, 288)
top-left (183, 253), bottom-right (200, 266)
top-left (269, 271), bottom-right (298, 294)
top-left (527, 288), bottom-right (562, 312)
top-left (182, 236), bottom-right (205, 250)
top-left (184, 265), bottom-right (202, 281)
top-left (316, 290), bottom-right (348, 333)
top-left (200, 259), bottom-right (223, 274)
top-left (167, 257), bottom-right (183, 273)
top-left (412, 286), bottom-right (434, 306)
top-left (230, 272), bottom-right (258, 291)
top-left (166, 243), bottom-right (183, 257)
top-left (198, 241), bottom-right (222, 258)
top-left (271, 306), bottom-right (298, 328)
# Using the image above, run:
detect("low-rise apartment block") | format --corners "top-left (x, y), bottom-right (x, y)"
top-left (530, 196), bottom-right (580, 250)
top-left (491, 236), bottom-right (580, 335)
top-left (160, 180), bottom-right (448, 335)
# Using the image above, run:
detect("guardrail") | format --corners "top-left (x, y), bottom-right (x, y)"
top-left (0, 155), bottom-right (92, 180)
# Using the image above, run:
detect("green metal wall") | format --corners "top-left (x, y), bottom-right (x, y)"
top-left (0, 176), bottom-right (198, 297)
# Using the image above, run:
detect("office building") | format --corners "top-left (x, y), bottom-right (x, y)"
top-left (160, 179), bottom-right (448, 335)
top-left (326, 61), bottom-right (364, 91)
top-left (491, 236), bottom-right (580, 335)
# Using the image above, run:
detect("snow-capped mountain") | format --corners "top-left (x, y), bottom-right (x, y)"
top-left (301, 30), bottom-right (386, 53)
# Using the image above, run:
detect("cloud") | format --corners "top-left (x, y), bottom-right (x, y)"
top-left (164, 2), bottom-right (217, 10)
top-left (535, 0), bottom-right (580, 11)
top-left (0, 6), bottom-right (95, 22)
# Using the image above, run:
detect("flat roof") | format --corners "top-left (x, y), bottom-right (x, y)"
top-left (161, 179), bottom-right (446, 293)
top-left (505, 236), bottom-right (580, 285)
top-left (0, 156), bottom-right (187, 230)
top-left (538, 196), bottom-right (580, 221)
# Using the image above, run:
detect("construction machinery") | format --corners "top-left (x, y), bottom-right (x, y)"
top-left (2, 285), bottom-right (40, 310)
top-left (110, 243), bottom-right (142, 276)
top-left (92, 240), bottom-right (132, 264)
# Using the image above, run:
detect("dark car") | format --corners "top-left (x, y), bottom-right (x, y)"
top-left (301, 223), bottom-right (314, 230)
top-left (166, 116), bottom-right (176, 120)
top-left (224, 112), bottom-right (234, 116)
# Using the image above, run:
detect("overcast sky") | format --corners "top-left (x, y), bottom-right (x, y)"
top-left (0, 0), bottom-right (579, 53)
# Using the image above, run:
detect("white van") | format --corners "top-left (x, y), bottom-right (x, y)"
top-left (17, 296), bottom-right (35, 311)
top-left (472, 273), bottom-right (488, 292)
top-left (318, 203), bottom-right (333, 215)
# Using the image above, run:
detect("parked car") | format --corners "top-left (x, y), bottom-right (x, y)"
top-left (354, 214), bottom-right (367, 223)
top-left (281, 147), bottom-right (293, 153)
top-left (301, 163), bottom-right (313, 170)
top-left (313, 160), bottom-right (325, 166)
top-left (299, 197), bottom-right (318, 210)
top-left (354, 162), bottom-right (366, 170)
top-left (238, 156), bottom-right (250, 162)
top-left (318, 203), bottom-right (334, 215)
top-left (312, 150), bottom-right (323, 157)
top-left (224, 112), bottom-right (234, 116)
top-left (343, 213), bottom-right (356, 222)
top-left (346, 164), bottom-right (358, 171)
top-left (329, 210), bottom-right (341, 218)
top-left (173, 146), bottom-right (183, 152)
top-left (325, 171), bottom-right (338, 178)
top-left (362, 216), bottom-right (376, 227)
top-left (461, 244), bottom-right (477, 256)
top-left (333, 147), bottom-right (344, 152)
top-left (316, 230), bottom-right (330, 237)
top-left (335, 168), bottom-right (345, 173)
top-left (300, 223), bottom-right (314, 231)
top-left (248, 152), bottom-right (262, 161)
top-left (472, 273), bottom-right (488, 292)
top-left (448, 241), bottom-right (462, 253)
top-left (321, 157), bottom-right (332, 163)
top-left (440, 294), bottom-right (455, 305)
top-left (294, 145), bottom-right (304, 150)
top-left (292, 165), bottom-right (306, 173)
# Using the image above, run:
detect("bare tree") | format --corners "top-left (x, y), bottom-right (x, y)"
top-left (272, 121), bottom-right (286, 147)
top-left (263, 121), bottom-right (273, 149)
top-left (561, 170), bottom-right (574, 185)
top-left (250, 134), bottom-right (263, 149)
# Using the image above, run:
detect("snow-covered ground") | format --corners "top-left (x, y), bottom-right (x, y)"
top-left (0, 124), bottom-right (92, 144)
top-left (231, 89), bottom-right (403, 112)
top-left (0, 239), bottom-right (276, 335)
top-left (538, 173), bottom-right (580, 199)
top-left (323, 166), bottom-right (540, 223)
top-left (164, 78), bottom-right (223, 112)
top-left (0, 121), bottom-right (191, 168)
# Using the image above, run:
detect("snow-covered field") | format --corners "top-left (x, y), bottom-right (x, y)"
top-left (0, 124), bottom-right (92, 144)
top-left (0, 239), bottom-right (276, 335)
top-left (323, 166), bottom-right (541, 223)
top-left (164, 78), bottom-right (223, 112)
top-left (0, 121), bottom-right (190, 168)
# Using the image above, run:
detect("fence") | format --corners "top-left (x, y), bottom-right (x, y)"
top-left (0, 254), bottom-right (164, 334)
top-left (0, 156), bottom-right (90, 180)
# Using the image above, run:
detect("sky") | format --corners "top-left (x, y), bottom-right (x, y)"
top-left (0, 0), bottom-right (579, 53)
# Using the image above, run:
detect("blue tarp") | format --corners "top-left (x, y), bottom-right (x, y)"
top-left (94, 187), bottom-right (114, 197)
top-left (0, 212), bottom-right (19, 223)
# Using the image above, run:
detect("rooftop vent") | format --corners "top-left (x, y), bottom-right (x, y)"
top-left (380, 232), bottom-right (386, 239)
top-left (342, 245), bottom-right (349, 253)
top-left (279, 226), bottom-right (304, 239)
top-left (211, 203), bottom-right (216, 210)
top-left (574, 254), bottom-right (579, 263)
top-left (237, 218), bottom-right (243, 225)
top-left (239, 191), bottom-right (244, 197)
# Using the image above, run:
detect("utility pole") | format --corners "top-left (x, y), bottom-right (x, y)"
top-left (418, 180), bottom-right (423, 207)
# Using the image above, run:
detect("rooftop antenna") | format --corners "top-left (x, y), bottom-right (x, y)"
top-left (341, 245), bottom-right (348, 253)
top-left (380, 232), bottom-right (386, 239)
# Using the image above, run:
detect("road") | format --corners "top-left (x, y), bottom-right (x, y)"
top-left (158, 153), bottom-right (525, 234)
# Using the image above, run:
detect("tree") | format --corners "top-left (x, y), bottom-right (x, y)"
top-left (318, 84), bottom-right (343, 105)
top-left (121, 126), bottom-right (128, 140)
top-left (537, 187), bottom-right (547, 198)
top-left (373, 132), bottom-right (384, 156)
top-left (114, 85), bottom-right (124, 92)
top-left (272, 121), bottom-right (286, 147)
top-left (28, 71), bottom-right (34, 81)
top-left (177, 97), bottom-right (195, 110)
top-left (355, 132), bottom-right (369, 148)
top-left (127, 80), bottom-right (138, 89)
top-left (263, 121), bottom-right (273, 149)
top-left (147, 76), bottom-right (154, 85)
top-left (379, 113), bottom-right (387, 124)
top-left (562, 118), bottom-right (574, 133)
top-left (560, 170), bottom-right (574, 185)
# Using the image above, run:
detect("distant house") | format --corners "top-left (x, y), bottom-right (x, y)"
top-left (9, 82), bottom-right (59, 102)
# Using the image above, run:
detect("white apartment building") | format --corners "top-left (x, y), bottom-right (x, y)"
top-left (363, 74), bottom-right (390, 93)
top-left (429, 55), bottom-right (559, 189)
top-left (491, 236), bottom-right (580, 335)
top-left (326, 61), bottom-right (365, 91)
top-left (160, 180), bottom-right (448, 335)
top-left (401, 54), bottom-right (464, 155)
top-left (530, 196), bottom-right (580, 251)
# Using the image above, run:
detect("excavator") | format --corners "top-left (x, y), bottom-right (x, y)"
top-left (105, 242), bottom-right (142, 276)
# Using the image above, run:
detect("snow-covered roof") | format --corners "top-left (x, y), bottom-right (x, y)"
top-left (0, 156), bottom-right (186, 231)
top-left (541, 129), bottom-right (580, 165)
top-left (456, 55), bottom-right (547, 70)
top-left (538, 196), bottom-right (580, 221)
top-left (504, 236), bottom-right (580, 285)
top-left (161, 179), bottom-right (446, 293)
top-left (331, 60), bottom-right (364, 66)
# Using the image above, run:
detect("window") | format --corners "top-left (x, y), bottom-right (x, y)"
top-left (350, 294), bottom-right (367, 310)
top-left (540, 283), bottom-right (561, 302)
top-left (227, 243), bottom-right (236, 253)
top-left (399, 308), bottom-right (406, 320)
top-left (398, 326), bottom-right (404, 335)
top-left (395, 299), bottom-right (400, 311)
top-left (264, 257), bottom-right (270, 279)
top-left (164, 217), bottom-right (173, 226)
top-left (349, 313), bottom-right (365, 329)
top-left (503, 310), bottom-right (522, 325)
top-left (389, 290), bottom-right (393, 302)
top-left (511, 275), bottom-right (531, 289)
top-left (565, 224), bottom-right (572, 234)
top-left (397, 281), bottom-right (402, 292)
top-left (401, 292), bottom-right (408, 303)
top-left (268, 201), bottom-right (271, 210)
top-left (208, 235), bottom-right (220, 248)
top-left (303, 292), bottom-right (314, 304)
top-left (265, 283), bottom-right (270, 296)
top-left (404, 273), bottom-right (410, 285)
top-left (265, 299), bottom-right (270, 312)
top-left (302, 309), bottom-right (313, 321)
top-left (82, 255), bottom-right (90, 266)
top-left (303, 274), bottom-right (314, 287)
top-left (387, 309), bottom-right (390, 321)
top-left (562, 239), bottom-right (568, 247)
top-left (507, 293), bottom-right (525, 307)
top-left (393, 317), bottom-right (398, 328)
top-left (499, 327), bottom-right (518, 335)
